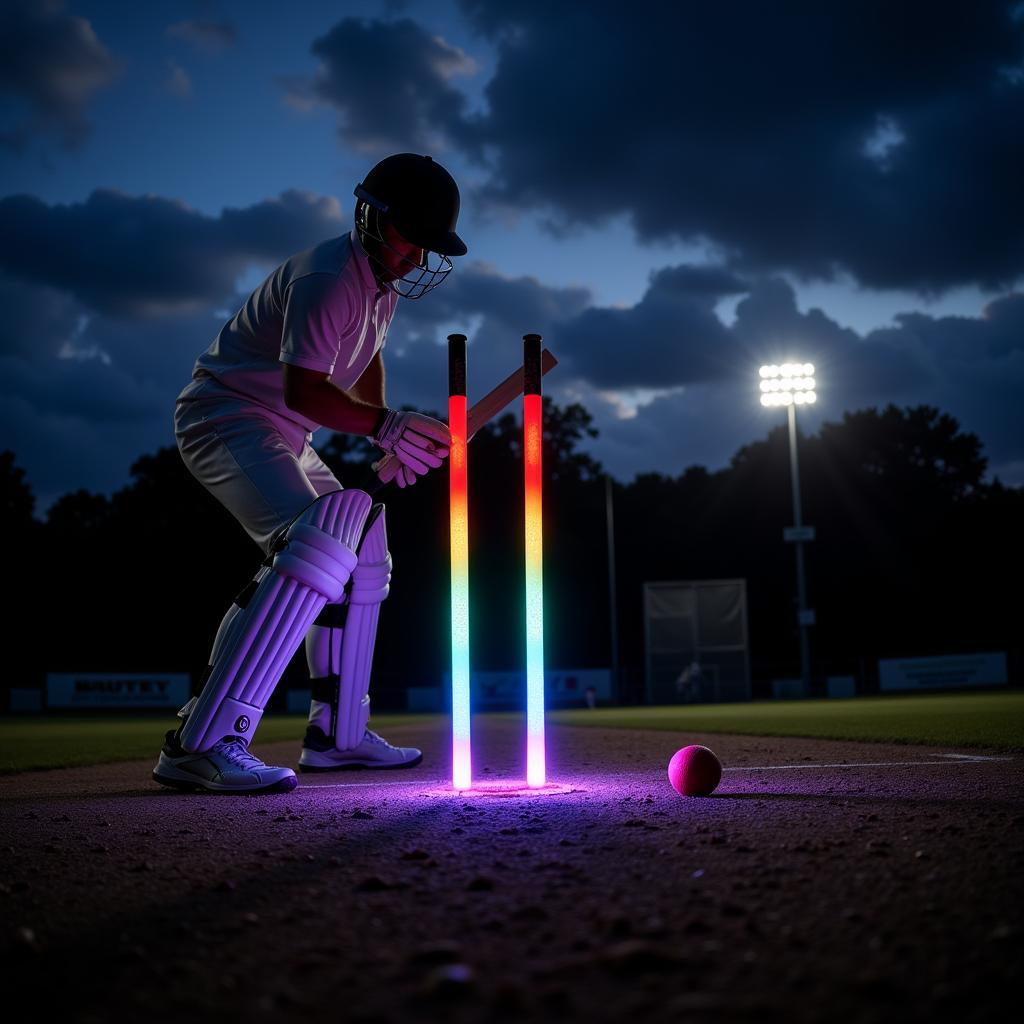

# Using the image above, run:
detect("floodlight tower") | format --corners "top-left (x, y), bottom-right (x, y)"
top-left (758, 362), bottom-right (817, 692)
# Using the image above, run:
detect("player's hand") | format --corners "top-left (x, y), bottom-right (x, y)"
top-left (371, 454), bottom-right (419, 488)
top-left (371, 410), bottom-right (451, 484)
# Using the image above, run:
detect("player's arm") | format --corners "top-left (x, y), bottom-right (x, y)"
top-left (282, 363), bottom-right (386, 436)
top-left (347, 349), bottom-right (385, 408)
top-left (285, 361), bottom-right (448, 485)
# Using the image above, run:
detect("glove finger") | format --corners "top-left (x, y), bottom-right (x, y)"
top-left (410, 418), bottom-right (452, 445)
top-left (395, 443), bottom-right (441, 472)
top-left (396, 460), bottom-right (418, 487)
top-left (404, 430), bottom-right (450, 460)
top-left (409, 444), bottom-right (449, 463)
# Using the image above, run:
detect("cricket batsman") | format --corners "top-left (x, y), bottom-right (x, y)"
top-left (152, 153), bottom-right (467, 794)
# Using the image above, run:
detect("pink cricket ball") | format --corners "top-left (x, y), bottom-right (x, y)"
top-left (668, 744), bottom-right (722, 797)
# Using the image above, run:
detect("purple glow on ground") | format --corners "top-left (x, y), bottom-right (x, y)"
top-left (297, 756), bottom-right (1006, 807)
top-left (456, 781), bottom-right (576, 798)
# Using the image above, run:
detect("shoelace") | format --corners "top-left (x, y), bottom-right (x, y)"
top-left (216, 737), bottom-right (263, 768)
top-left (363, 729), bottom-right (393, 748)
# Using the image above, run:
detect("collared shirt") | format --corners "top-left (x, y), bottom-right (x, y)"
top-left (179, 229), bottom-right (397, 434)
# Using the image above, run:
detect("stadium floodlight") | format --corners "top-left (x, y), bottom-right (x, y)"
top-left (759, 363), bottom-right (816, 407)
top-left (757, 361), bottom-right (819, 692)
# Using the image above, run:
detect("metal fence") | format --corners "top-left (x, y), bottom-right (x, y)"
top-left (643, 579), bottom-right (751, 704)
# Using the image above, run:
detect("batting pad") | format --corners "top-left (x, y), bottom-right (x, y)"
top-left (178, 489), bottom-right (373, 753)
top-left (306, 503), bottom-right (392, 750)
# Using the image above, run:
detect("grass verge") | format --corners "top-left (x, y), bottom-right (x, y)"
top-left (0, 713), bottom-right (430, 775)
top-left (548, 692), bottom-right (1024, 750)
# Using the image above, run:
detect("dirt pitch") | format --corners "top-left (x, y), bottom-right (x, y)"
top-left (2, 716), bottom-right (1021, 1024)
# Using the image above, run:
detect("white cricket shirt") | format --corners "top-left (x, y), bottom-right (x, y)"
top-left (178, 228), bottom-right (397, 434)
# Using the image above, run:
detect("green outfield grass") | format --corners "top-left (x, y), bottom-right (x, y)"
top-left (0, 713), bottom-right (428, 775)
top-left (1, 692), bottom-right (1021, 775)
top-left (548, 691), bottom-right (1024, 750)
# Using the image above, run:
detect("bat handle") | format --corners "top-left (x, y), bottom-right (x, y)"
top-left (357, 455), bottom-right (389, 497)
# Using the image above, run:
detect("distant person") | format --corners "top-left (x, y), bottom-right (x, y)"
top-left (152, 153), bottom-right (467, 794)
top-left (675, 660), bottom-right (703, 703)
top-left (584, 685), bottom-right (597, 710)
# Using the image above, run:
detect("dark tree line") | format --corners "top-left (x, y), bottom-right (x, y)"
top-left (3, 399), bottom-right (1020, 708)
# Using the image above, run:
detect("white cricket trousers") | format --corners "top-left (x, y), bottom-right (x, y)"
top-left (173, 378), bottom-right (343, 555)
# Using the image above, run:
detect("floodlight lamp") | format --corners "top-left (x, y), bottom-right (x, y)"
top-left (758, 361), bottom-right (818, 409)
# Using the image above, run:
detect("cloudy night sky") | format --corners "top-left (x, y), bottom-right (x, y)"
top-left (1, 0), bottom-right (1022, 514)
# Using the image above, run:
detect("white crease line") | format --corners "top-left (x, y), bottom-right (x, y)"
top-left (722, 759), bottom-right (1012, 771)
top-left (297, 777), bottom-right (448, 791)
top-left (936, 753), bottom-right (1013, 762)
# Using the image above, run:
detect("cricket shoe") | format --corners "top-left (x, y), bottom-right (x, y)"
top-left (152, 729), bottom-right (297, 794)
top-left (298, 724), bottom-right (423, 772)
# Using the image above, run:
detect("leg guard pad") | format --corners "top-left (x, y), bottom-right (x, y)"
top-left (306, 503), bottom-right (391, 750)
top-left (178, 489), bottom-right (373, 753)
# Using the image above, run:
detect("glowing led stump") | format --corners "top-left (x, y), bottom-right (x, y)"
top-left (523, 334), bottom-right (546, 789)
top-left (448, 334), bottom-right (471, 791)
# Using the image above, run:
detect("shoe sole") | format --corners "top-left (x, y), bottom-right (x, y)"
top-left (152, 770), bottom-right (298, 794)
top-left (297, 752), bottom-right (424, 773)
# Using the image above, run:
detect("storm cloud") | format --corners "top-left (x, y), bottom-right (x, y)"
top-left (0, 0), bottom-right (122, 152)
top-left (431, 2), bottom-right (1024, 294)
top-left (0, 187), bottom-right (346, 316)
top-left (281, 16), bottom-right (480, 156)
